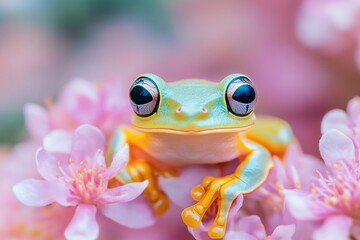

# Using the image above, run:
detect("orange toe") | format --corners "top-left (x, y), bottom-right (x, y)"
top-left (191, 186), bottom-right (205, 201)
top-left (181, 207), bottom-right (202, 228)
top-left (208, 225), bottom-right (226, 239)
top-left (152, 193), bottom-right (169, 216)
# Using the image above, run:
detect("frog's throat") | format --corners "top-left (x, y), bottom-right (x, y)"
top-left (133, 124), bottom-right (254, 135)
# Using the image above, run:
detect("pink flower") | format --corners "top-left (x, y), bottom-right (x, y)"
top-left (297, 0), bottom-right (360, 68)
top-left (224, 215), bottom-right (295, 240)
top-left (321, 96), bottom-right (360, 146)
top-left (25, 78), bottom-right (131, 141)
top-left (13, 124), bottom-right (151, 239)
top-left (284, 97), bottom-right (360, 239)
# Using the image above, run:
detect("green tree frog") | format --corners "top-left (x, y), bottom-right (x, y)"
top-left (110, 73), bottom-right (293, 239)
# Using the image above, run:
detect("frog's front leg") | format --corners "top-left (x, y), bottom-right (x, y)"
top-left (181, 137), bottom-right (273, 239)
top-left (109, 127), bottom-right (171, 215)
top-left (118, 159), bottom-right (170, 215)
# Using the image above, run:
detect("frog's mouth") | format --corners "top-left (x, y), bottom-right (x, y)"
top-left (133, 124), bottom-right (254, 135)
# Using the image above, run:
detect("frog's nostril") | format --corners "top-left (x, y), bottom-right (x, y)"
top-left (202, 107), bottom-right (208, 114)
top-left (176, 107), bottom-right (182, 114)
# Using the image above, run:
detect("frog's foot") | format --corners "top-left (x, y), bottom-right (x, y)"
top-left (127, 161), bottom-right (170, 215)
top-left (182, 175), bottom-right (243, 239)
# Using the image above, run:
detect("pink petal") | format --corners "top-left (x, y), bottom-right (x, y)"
top-left (298, 155), bottom-right (325, 189)
top-left (13, 178), bottom-right (75, 207)
top-left (224, 231), bottom-right (256, 240)
top-left (70, 125), bottom-right (105, 163)
top-left (159, 165), bottom-right (220, 207)
top-left (284, 144), bottom-right (326, 190)
top-left (59, 79), bottom-right (100, 124)
top-left (51, 181), bottom-right (77, 207)
top-left (270, 224), bottom-right (295, 240)
top-left (319, 129), bottom-right (355, 167)
top-left (103, 144), bottom-right (129, 179)
top-left (234, 215), bottom-right (266, 239)
top-left (313, 215), bottom-right (352, 240)
top-left (321, 109), bottom-right (351, 135)
top-left (36, 147), bottom-right (75, 182)
top-left (99, 180), bottom-right (148, 204)
top-left (228, 194), bottom-right (244, 221)
top-left (24, 103), bottom-right (51, 140)
top-left (348, 96), bottom-right (360, 116)
top-left (94, 150), bottom-right (106, 166)
top-left (188, 226), bottom-right (208, 240)
top-left (99, 197), bottom-right (155, 228)
top-left (189, 223), bottom-right (222, 240)
top-left (100, 80), bottom-right (129, 116)
top-left (99, 80), bottom-right (132, 131)
top-left (13, 179), bottom-right (56, 207)
top-left (43, 130), bottom-right (72, 153)
top-left (347, 96), bottom-right (360, 127)
top-left (273, 156), bottom-right (287, 185)
top-left (36, 148), bottom-right (61, 180)
top-left (283, 189), bottom-right (319, 220)
top-left (65, 204), bottom-right (99, 240)
top-left (283, 143), bottom-right (303, 166)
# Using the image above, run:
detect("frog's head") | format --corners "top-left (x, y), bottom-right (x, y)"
top-left (129, 73), bottom-right (257, 135)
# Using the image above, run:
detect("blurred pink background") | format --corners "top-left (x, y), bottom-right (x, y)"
top-left (0, 0), bottom-right (359, 156)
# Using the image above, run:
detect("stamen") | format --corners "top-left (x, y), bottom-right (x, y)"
top-left (55, 156), bottom-right (109, 204)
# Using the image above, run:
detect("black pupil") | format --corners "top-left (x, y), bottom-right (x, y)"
top-left (130, 85), bottom-right (153, 104)
top-left (232, 85), bottom-right (255, 104)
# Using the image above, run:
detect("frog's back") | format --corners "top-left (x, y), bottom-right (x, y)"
top-left (245, 116), bottom-right (295, 157)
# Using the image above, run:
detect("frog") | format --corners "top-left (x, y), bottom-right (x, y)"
top-left (109, 73), bottom-right (294, 239)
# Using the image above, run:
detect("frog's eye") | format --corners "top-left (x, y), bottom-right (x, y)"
top-left (225, 76), bottom-right (256, 116)
top-left (130, 77), bottom-right (160, 117)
